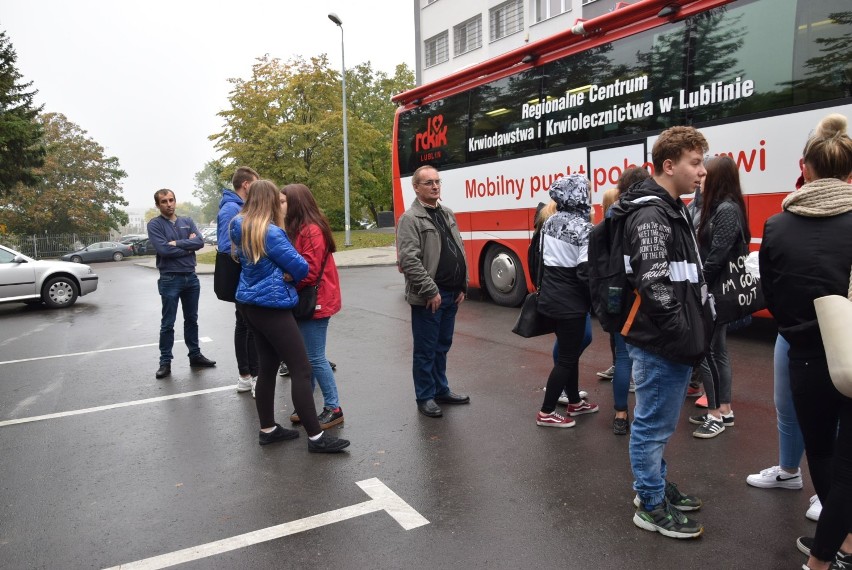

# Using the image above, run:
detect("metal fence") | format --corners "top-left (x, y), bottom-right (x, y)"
top-left (2, 233), bottom-right (115, 259)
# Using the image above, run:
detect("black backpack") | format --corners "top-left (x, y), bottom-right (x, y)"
top-left (588, 215), bottom-right (632, 334)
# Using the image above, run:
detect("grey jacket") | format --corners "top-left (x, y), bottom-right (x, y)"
top-left (397, 199), bottom-right (468, 305)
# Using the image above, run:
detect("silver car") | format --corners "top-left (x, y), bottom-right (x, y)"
top-left (0, 244), bottom-right (99, 308)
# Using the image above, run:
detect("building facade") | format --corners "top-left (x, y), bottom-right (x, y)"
top-left (415, 0), bottom-right (626, 85)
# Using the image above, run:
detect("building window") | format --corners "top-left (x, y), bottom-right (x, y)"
top-left (454, 16), bottom-right (482, 56)
top-left (425, 31), bottom-right (449, 68)
top-left (490, 0), bottom-right (524, 41)
top-left (534, 0), bottom-right (569, 23)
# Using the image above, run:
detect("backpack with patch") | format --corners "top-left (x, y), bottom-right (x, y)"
top-left (587, 215), bottom-right (632, 334)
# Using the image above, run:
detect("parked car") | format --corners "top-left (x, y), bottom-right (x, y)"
top-left (61, 241), bottom-right (134, 263)
top-left (119, 234), bottom-right (147, 245)
top-left (0, 244), bottom-right (99, 308)
top-left (131, 238), bottom-right (157, 256)
top-left (202, 227), bottom-right (218, 246)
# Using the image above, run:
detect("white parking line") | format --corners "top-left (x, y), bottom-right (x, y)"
top-left (0, 337), bottom-right (212, 366)
top-left (0, 386), bottom-right (234, 427)
top-left (103, 478), bottom-right (428, 570)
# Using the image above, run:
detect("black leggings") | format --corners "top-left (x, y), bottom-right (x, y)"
top-left (238, 303), bottom-right (321, 436)
top-left (789, 356), bottom-right (852, 562)
top-left (541, 316), bottom-right (586, 412)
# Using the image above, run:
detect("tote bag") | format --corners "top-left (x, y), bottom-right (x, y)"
top-left (814, 274), bottom-right (852, 398)
top-left (710, 244), bottom-right (765, 324)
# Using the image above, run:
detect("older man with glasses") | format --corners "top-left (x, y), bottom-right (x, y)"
top-left (396, 165), bottom-right (471, 418)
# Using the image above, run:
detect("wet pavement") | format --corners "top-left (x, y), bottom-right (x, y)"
top-left (0, 261), bottom-right (813, 569)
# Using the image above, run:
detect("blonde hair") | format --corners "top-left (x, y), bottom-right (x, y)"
top-left (602, 187), bottom-right (620, 214)
top-left (803, 113), bottom-right (852, 181)
top-left (236, 180), bottom-right (282, 264)
top-left (535, 200), bottom-right (558, 230)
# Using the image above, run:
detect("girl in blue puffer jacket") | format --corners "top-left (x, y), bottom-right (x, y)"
top-left (230, 179), bottom-right (350, 453)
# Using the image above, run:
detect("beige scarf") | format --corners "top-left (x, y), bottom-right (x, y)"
top-left (782, 178), bottom-right (852, 217)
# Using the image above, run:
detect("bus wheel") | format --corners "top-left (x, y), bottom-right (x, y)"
top-left (483, 245), bottom-right (528, 307)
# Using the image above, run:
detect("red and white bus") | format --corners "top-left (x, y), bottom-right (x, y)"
top-left (391, 0), bottom-right (851, 307)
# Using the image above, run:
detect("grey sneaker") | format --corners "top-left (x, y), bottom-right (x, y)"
top-left (597, 365), bottom-right (615, 379)
top-left (693, 416), bottom-right (725, 438)
top-left (633, 499), bottom-right (703, 539)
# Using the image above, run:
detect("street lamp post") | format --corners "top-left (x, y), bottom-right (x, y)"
top-left (328, 12), bottom-right (351, 247)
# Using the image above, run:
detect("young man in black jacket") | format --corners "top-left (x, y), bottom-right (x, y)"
top-left (608, 126), bottom-right (710, 539)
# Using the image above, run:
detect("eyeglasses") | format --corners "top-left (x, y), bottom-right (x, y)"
top-left (417, 179), bottom-right (442, 187)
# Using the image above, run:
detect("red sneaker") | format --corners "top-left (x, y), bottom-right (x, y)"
top-left (566, 399), bottom-right (600, 416)
top-left (536, 410), bottom-right (575, 428)
top-left (686, 384), bottom-right (704, 398)
top-left (695, 394), bottom-right (708, 408)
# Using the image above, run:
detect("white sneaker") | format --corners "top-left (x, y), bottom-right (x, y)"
top-left (545, 389), bottom-right (585, 403)
top-left (236, 375), bottom-right (253, 393)
top-left (806, 494), bottom-right (822, 521)
top-left (251, 376), bottom-right (257, 399)
top-left (745, 465), bottom-right (803, 489)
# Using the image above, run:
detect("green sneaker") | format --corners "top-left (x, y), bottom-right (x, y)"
top-left (633, 499), bottom-right (704, 539)
top-left (632, 481), bottom-right (702, 512)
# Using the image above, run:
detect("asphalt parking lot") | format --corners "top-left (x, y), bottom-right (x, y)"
top-left (0, 261), bottom-right (815, 569)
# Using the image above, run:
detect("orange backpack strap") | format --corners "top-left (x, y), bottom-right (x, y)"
top-left (620, 290), bottom-right (641, 336)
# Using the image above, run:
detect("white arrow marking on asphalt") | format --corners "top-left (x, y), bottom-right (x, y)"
top-left (0, 337), bottom-right (213, 366)
top-left (103, 478), bottom-right (428, 570)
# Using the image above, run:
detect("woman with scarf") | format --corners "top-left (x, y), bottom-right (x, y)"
top-left (534, 174), bottom-right (599, 428)
top-left (760, 113), bottom-right (852, 569)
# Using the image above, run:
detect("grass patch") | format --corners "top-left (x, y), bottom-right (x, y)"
top-left (195, 229), bottom-right (395, 265)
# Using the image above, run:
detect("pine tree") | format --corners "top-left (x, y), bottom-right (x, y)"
top-left (0, 30), bottom-right (45, 196)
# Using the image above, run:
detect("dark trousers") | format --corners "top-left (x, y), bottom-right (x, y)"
top-left (237, 303), bottom-right (321, 436)
top-left (541, 316), bottom-right (587, 411)
top-left (789, 355), bottom-right (852, 562)
top-left (234, 308), bottom-right (258, 376)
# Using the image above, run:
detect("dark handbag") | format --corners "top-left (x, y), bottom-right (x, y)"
top-left (292, 250), bottom-right (329, 321)
top-left (710, 235), bottom-right (765, 324)
top-left (512, 229), bottom-right (556, 337)
top-left (213, 250), bottom-right (241, 302)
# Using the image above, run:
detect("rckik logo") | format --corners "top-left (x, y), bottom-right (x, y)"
top-left (415, 115), bottom-right (447, 152)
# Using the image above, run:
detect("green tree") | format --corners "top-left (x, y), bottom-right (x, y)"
top-left (211, 55), bottom-right (414, 225)
top-left (144, 201), bottom-right (205, 225)
top-left (0, 30), bottom-right (45, 196)
top-left (0, 112), bottom-right (128, 234)
top-left (192, 159), bottom-right (228, 224)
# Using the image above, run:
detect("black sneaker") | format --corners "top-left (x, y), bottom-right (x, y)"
top-left (797, 536), bottom-right (813, 556)
top-left (633, 481), bottom-right (702, 512)
top-left (318, 406), bottom-right (344, 429)
top-left (633, 499), bottom-right (703, 539)
top-left (693, 416), bottom-right (725, 439)
top-left (259, 424), bottom-right (300, 446)
top-left (689, 413), bottom-right (734, 427)
top-left (612, 415), bottom-right (629, 435)
top-left (834, 550), bottom-right (852, 569)
top-left (308, 433), bottom-right (350, 453)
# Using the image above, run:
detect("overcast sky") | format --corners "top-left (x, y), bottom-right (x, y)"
top-left (2, 1), bottom-right (416, 211)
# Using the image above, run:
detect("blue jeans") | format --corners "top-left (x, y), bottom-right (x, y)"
top-left (410, 289), bottom-right (459, 403)
top-left (297, 317), bottom-right (340, 410)
top-left (612, 333), bottom-right (631, 412)
top-left (774, 334), bottom-right (804, 470)
top-left (627, 343), bottom-right (692, 507)
top-left (157, 272), bottom-right (200, 365)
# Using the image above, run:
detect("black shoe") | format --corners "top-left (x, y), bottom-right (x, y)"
top-left (279, 363), bottom-right (289, 376)
top-left (155, 364), bottom-right (171, 379)
top-left (613, 415), bottom-right (629, 435)
top-left (417, 399), bottom-right (443, 417)
top-left (318, 407), bottom-right (344, 429)
top-left (797, 536), bottom-right (813, 556)
top-left (259, 424), bottom-right (300, 445)
top-left (435, 391), bottom-right (470, 404)
top-left (329, 361), bottom-right (337, 371)
top-left (308, 433), bottom-right (350, 453)
top-left (189, 354), bottom-right (216, 368)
